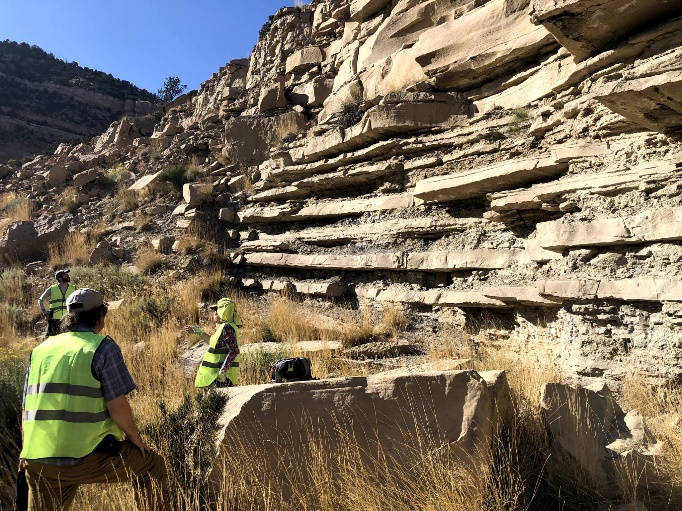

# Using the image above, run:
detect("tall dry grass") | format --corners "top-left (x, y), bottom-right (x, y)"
top-left (623, 374), bottom-right (682, 508)
top-left (48, 231), bottom-right (95, 267)
top-left (0, 192), bottom-right (33, 237)
top-left (2, 266), bottom-right (682, 510)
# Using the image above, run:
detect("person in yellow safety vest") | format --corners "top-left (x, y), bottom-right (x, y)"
top-left (37, 269), bottom-right (76, 338)
top-left (187, 297), bottom-right (242, 388)
top-left (19, 288), bottom-right (167, 511)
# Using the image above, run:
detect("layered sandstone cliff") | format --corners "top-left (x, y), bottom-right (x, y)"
top-left (3, 0), bottom-right (682, 387)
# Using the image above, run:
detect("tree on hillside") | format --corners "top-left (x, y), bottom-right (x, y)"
top-left (156, 76), bottom-right (187, 103)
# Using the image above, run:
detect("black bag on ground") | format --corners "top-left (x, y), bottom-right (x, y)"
top-left (269, 357), bottom-right (312, 383)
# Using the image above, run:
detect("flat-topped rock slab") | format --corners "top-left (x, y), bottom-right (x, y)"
top-left (414, 156), bottom-right (567, 204)
top-left (536, 206), bottom-right (682, 250)
top-left (245, 249), bottom-right (530, 272)
top-left (490, 160), bottom-right (680, 211)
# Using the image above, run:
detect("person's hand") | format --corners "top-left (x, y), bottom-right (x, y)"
top-left (185, 325), bottom-right (203, 336)
top-left (127, 432), bottom-right (151, 458)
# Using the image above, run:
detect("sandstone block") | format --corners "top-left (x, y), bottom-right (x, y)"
top-left (294, 101), bottom-right (468, 164)
top-left (350, 0), bottom-right (389, 21)
top-left (152, 236), bottom-right (174, 254)
top-left (286, 46), bottom-right (324, 74)
top-left (241, 240), bottom-right (291, 252)
top-left (414, 156), bottom-right (567, 203)
top-left (215, 371), bottom-right (510, 497)
top-left (596, 70), bottom-right (682, 136)
top-left (531, 0), bottom-right (682, 62)
top-left (46, 165), bottom-right (68, 187)
top-left (128, 171), bottom-right (162, 191)
top-left (73, 169), bottom-right (99, 188)
top-left (482, 286), bottom-right (562, 306)
top-left (219, 208), bottom-right (236, 222)
top-left (537, 279), bottom-right (599, 300)
top-left (490, 160), bottom-right (679, 212)
top-left (258, 81), bottom-right (287, 112)
top-left (406, 249), bottom-right (528, 271)
top-left (183, 183), bottom-right (204, 206)
top-left (413, 0), bottom-right (556, 90)
top-left (536, 206), bottom-right (682, 250)
top-left (290, 77), bottom-right (333, 108)
top-left (541, 382), bottom-right (661, 498)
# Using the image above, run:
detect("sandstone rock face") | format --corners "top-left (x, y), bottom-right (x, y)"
top-left (531, 0), bottom-right (682, 62)
top-left (216, 370), bottom-right (510, 496)
top-left (541, 382), bottom-right (661, 498)
top-left (7, 0), bottom-right (682, 390)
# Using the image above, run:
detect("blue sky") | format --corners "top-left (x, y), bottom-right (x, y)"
top-left (0, 1), bottom-right (302, 94)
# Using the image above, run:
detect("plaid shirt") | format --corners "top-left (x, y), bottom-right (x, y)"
top-left (22, 328), bottom-right (136, 466)
top-left (216, 323), bottom-right (239, 374)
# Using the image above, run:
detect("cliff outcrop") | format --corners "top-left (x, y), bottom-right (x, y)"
top-left (3, 0), bottom-right (682, 388)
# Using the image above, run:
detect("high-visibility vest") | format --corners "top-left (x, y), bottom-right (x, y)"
top-left (20, 331), bottom-right (123, 460)
top-left (194, 322), bottom-right (240, 388)
top-left (49, 284), bottom-right (76, 320)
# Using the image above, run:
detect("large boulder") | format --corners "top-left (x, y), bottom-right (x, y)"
top-left (540, 382), bottom-right (662, 499)
top-left (222, 112), bottom-right (305, 166)
top-left (0, 215), bottom-right (72, 262)
top-left (213, 370), bottom-right (510, 497)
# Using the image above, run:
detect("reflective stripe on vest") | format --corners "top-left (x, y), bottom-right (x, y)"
top-left (49, 284), bottom-right (76, 320)
top-left (194, 322), bottom-right (240, 387)
top-left (20, 331), bottom-right (123, 460)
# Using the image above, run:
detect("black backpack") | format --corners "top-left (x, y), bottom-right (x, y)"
top-left (270, 357), bottom-right (312, 383)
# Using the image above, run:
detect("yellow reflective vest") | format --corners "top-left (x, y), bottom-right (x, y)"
top-left (194, 322), bottom-right (240, 387)
top-left (20, 331), bottom-right (122, 459)
top-left (49, 284), bottom-right (76, 320)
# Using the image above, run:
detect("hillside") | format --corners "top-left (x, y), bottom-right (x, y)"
top-left (0, 40), bottom-right (157, 162)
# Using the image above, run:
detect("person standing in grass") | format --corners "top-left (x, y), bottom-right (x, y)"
top-left (19, 288), bottom-right (168, 511)
top-left (37, 269), bottom-right (76, 338)
top-left (187, 297), bottom-right (242, 388)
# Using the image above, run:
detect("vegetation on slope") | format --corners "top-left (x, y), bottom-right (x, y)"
top-left (0, 40), bottom-right (157, 102)
top-left (0, 264), bottom-right (680, 510)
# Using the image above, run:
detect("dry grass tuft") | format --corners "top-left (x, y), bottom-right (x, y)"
top-left (116, 187), bottom-right (139, 213)
top-left (623, 374), bottom-right (682, 508)
top-left (48, 231), bottom-right (95, 267)
top-left (0, 193), bottom-right (33, 228)
top-left (134, 247), bottom-right (165, 274)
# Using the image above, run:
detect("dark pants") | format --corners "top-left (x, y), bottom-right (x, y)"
top-left (45, 319), bottom-right (61, 339)
top-left (24, 440), bottom-right (168, 511)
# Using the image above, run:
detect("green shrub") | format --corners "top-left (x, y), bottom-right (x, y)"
top-left (145, 389), bottom-right (227, 509)
top-left (508, 108), bottom-right (531, 133)
top-left (240, 343), bottom-right (292, 385)
top-left (4, 195), bottom-right (29, 215)
top-left (70, 265), bottom-right (148, 298)
top-left (158, 164), bottom-right (189, 191)
top-left (339, 103), bottom-right (363, 128)
top-left (0, 303), bottom-right (29, 332)
top-left (259, 15), bottom-right (275, 40)
top-left (0, 268), bottom-right (30, 305)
